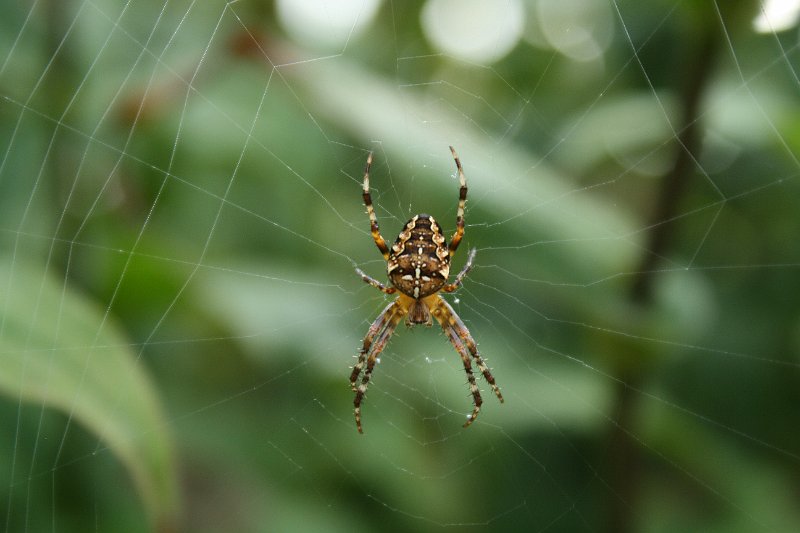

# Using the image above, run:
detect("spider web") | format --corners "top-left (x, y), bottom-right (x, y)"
top-left (1, 0), bottom-right (800, 531)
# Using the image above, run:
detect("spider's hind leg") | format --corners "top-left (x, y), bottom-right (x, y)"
top-left (351, 299), bottom-right (406, 433)
top-left (431, 297), bottom-right (482, 427)
top-left (432, 295), bottom-right (503, 427)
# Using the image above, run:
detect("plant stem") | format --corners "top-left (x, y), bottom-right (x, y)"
top-left (607, 17), bottom-right (721, 533)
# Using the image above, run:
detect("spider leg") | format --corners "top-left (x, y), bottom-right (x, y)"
top-left (442, 248), bottom-right (476, 293)
top-left (351, 299), bottom-right (406, 433)
top-left (440, 318), bottom-right (482, 427)
top-left (433, 296), bottom-right (503, 427)
top-left (351, 300), bottom-right (397, 387)
top-left (362, 152), bottom-right (391, 260)
top-left (355, 267), bottom-right (397, 294)
top-left (448, 146), bottom-right (467, 256)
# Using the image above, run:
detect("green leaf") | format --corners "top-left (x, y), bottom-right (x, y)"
top-left (286, 52), bottom-right (641, 282)
top-left (0, 256), bottom-right (178, 529)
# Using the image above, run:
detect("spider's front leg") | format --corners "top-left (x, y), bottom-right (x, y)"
top-left (448, 145), bottom-right (468, 256)
top-left (362, 152), bottom-right (391, 260)
top-left (355, 267), bottom-right (396, 294)
top-left (442, 248), bottom-right (476, 293)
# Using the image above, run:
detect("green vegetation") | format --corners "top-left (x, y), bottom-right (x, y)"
top-left (1, 1), bottom-right (798, 531)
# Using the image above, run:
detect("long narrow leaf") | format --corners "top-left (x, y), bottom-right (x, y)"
top-left (0, 256), bottom-right (178, 529)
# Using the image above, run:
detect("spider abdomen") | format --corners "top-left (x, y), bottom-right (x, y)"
top-left (387, 214), bottom-right (450, 299)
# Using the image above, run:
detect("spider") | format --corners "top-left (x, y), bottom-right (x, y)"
top-left (350, 146), bottom-right (503, 433)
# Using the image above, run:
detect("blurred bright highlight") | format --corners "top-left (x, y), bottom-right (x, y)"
top-left (752, 0), bottom-right (800, 33)
top-left (421, 0), bottom-right (525, 63)
top-left (526, 0), bottom-right (613, 62)
top-left (276, 0), bottom-right (382, 50)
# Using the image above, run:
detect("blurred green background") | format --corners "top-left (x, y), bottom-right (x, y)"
top-left (2, 0), bottom-right (800, 531)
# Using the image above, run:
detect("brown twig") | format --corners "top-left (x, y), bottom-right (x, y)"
top-left (607, 18), bottom-right (721, 533)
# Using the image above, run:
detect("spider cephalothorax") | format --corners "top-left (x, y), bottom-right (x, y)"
top-left (351, 146), bottom-right (504, 433)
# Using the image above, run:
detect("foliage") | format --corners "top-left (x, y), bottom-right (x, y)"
top-left (1, 1), bottom-right (799, 531)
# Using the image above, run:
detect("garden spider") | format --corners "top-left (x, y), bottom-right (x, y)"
top-left (351, 146), bottom-right (503, 433)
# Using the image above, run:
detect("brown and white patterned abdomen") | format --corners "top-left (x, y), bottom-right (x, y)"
top-left (387, 214), bottom-right (451, 299)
